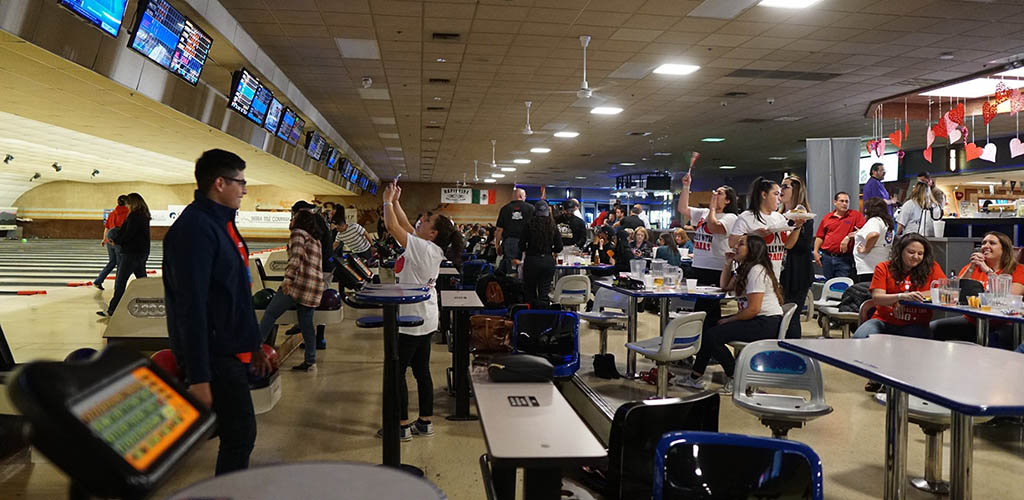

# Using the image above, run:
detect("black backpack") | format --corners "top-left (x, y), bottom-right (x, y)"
top-left (838, 282), bottom-right (871, 313)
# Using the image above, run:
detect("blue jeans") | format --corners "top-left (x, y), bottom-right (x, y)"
top-left (498, 237), bottom-right (521, 275)
top-left (106, 252), bottom-right (147, 315)
top-left (821, 252), bottom-right (854, 280)
top-left (258, 290), bottom-right (316, 364)
top-left (95, 243), bottom-right (120, 285)
top-left (853, 318), bottom-right (931, 339)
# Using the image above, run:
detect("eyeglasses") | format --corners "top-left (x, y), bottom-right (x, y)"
top-left (222, 176), bottom-right (247, 187)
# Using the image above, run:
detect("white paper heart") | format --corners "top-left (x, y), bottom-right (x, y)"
top-left (980, 143), bottom-right (998, 162)
top-left (926, 127), bottom-right (935, 149)
top-left (1010, 138), bottom-right (1024, 158)
top-left (948, 123), bottom-right (962, 144)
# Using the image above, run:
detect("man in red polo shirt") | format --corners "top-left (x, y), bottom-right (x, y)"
top-left (814, 191), bottom-right (865, 279)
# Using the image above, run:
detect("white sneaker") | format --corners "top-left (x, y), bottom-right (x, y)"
top-left (679, 375), bottom-right (706, 390)
top-left (718, 378), bottom-right (734, 395)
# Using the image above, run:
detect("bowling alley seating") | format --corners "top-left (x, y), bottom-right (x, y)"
top-left (812, 277), bottom-right (853, 336)
top-left (511, 310), bottom-right (580, 378)
top-left (551, 274), bottom-right (591, 311)
top-left (577, 286), bottom-right (629, 355)
top-left (728, 303), bottom-right (797, 359)
top-left (652, 431), bottom-right (823, 500)
top-left (732, 340), bottom-right (833, 439)
top-left (625, 312), bottom-right (705, 398)
top-left (342, 293), bottom-right (424, 329)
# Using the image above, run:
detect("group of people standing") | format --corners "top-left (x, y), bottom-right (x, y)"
top-left (95, 192), bottom-right (152, 318)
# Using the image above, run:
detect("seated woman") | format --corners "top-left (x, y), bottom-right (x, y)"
top-left (932, 231), bottom-right (1024, 347)
top-left (655, 233), bottom-right (681, 267)
top-left (587, 226), bottom-right (614, 265)
top-left (673, 228), bottom-right (695, 255)
top-left (853, 233), bottom-right (945, 340)
top-left (681, 234), bottom-right (786, 394)
top-left (631, 227), bottom-right (652, 258)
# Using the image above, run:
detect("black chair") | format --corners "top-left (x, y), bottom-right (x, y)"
top-left (653, 431), bottom-right (823, 500)
top-left (959, 279), bottom-right (985, 305)
top-left (605, 392), bottom-right (720, 500)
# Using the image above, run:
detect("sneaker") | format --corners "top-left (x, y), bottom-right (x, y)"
top-left (411, 419), bottom-right (434, 437)
top-left (376, 425), bottom-right (413, 442)
top-left (284, 325), bottom-right (301, 336)
top-left (96, 310), bottom-right (110, 317)
top-left (93, 282), bottom-right (104, 291)
top-left (679, 375), bottom-right (707, 390)
top-left (718, 378), bottom-right (735, 395)
top-left (864, 381), bottom-right (883, 393)
top-left (291, 361), bottom-right (316, 371)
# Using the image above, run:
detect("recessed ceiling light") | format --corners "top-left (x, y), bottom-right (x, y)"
top-left (432, 96), bottom-right (442, 101)
top-left (719, 165), bottom-right (737, 169)
top-left (653, 152), bottom-right (672, 156)
top-left (575, 176), bottom-right (587, 179)
top-left (759, 0), bottom-right (822, 8)
top-left (591, 107), bottom-right (623, 115)
top-left (500, 167), bottom-right (517, 172)
top-left (773, 116), bottom-right (804, 122)
top-left (653, 64), bottom-right (701, 75)
top-left (436, 57), bottom-right (446, 63)
top-left (491, 173), bottom-right (505, 178)
top-left (768, 156), bottom-right (788, 160)
top-left (920, 78), bottom-right (1024, 98)
top-left (513, 158), bottom-right (531, 164)
top-left (619, 162), bottom-right (636, 166)
top-left (938, 52), bottom-right (955, 60)
top-left (554, 131), bottom-right (579, 138)
top-left (483, 178), bottom-right (497, 183)
top-left (966, 181), bottom-right (998, 185)
top-left (701, 137), bottom-right (726, 142)
top-left (530, 147), bottom-right (551, 153)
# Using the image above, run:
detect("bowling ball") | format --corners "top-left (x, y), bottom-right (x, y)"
top-left (319, 288), bottom-right (341, 310)
top-left (252, 288), bottom-right (276, 309)
top-left (20, 238), bottom-right (27, 243)
top-left (261, 343), bottom-right (279, 370)
top-left (65, 348), bottom-right (98, 362)
top-left (150, 349), bottom-right (183, 380)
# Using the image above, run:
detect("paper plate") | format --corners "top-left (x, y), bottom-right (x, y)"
top-left (784, 212), bottom-right (816, 220)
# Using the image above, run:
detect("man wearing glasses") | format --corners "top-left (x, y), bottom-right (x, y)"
top-left (163, 149), bottom-right (272, 475)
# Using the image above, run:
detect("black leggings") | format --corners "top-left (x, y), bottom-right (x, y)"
top-left (693, 315), bottom-right (782, 378)
top-left (692, 266), bottom-right (723, 326)
top-left (784, 285), bottom-right (811, 339)
top-left (398, 332), bottom-right (433, 421)
top-left (523, 255), bottom-right (555, 303)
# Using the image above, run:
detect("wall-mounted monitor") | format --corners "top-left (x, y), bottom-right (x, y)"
top-left (858, 153), bottom-right (899, 184)
top-left (305, 130), bottom-right (326, 161)
top-left (264, 98), bottom-right (283, 134)
top-left (289, 116), bottom-right (305, 147)
top-left (247, 85), bottom-right (273, 126)
top-left (359, 176), bottom-right (369, 189)
top-left (368, 183), bottom-right (378, 195)
top-left (341, 160), bottom-right (353, 178)
top-left (227, 68), bottom-right (260, 122)
top-left (349, 167), bottom-right (359, 183)
top-left (325, 148), bottom-right (342, 169)
top-left (645, 175), bottom-right (672, 191)
top-left (59, 0), bottom-right (129, 38)
top-left (276, 107), bottom-right (296, 144)
top-left (128, 0), bottom-right (213, 86)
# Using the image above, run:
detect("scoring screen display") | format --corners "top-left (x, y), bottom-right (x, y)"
top-left (289, 116), bottom-right (305, 147)
top-left (228, 68), bottom-right (259, 118)
top-left (70, 367), bottom-right (198, 472)
top-left (306, 131), bottom-right (326, 161)
top-left (59, 0), bottom-right (129, 38)
top-left (130, 0), bottom-right (212, 86)
top-left (276, 108), bottom-right (297, 144)
top-left (264, 98), bottom-right (284, 134)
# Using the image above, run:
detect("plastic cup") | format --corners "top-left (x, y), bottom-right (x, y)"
top-left (643, 274), bottom-right (655, 289)
top-left (686, 278), bottom-right (698, 292)
top-left (933, 220), bottom-right (946, 237)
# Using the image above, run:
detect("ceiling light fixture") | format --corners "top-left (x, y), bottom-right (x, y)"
top-left (500, 167), bottom-right (517, 172)
top-left (759, 0), bottom-right (822, 8)
top-left (701, 137), bottom-right (726, 142)
top-left (938, 52), bottom-right (955, 60)
top-left (921, 78), bottom-right (1024, 98)
top-left (653, 152), bottom-right (672, 156)
top-left (436, 57), bottom-right (446, 63)
top-left (530, 147), bottom-right (551, 153)
top-left (554, 131), bottom-right (579, 138)
top-left (491, 173), bottom-right (505, 178)
top-left (769, 156), bottom-right (787, 160)
top-left (653, 63), bottom-right (701, 75)
top-left (590, 107), bottom-right (623, 115)
top-left (91, 169), bottom-right (100, 177)
top-left (719, 165), bottom-right (737, 169)
top-left (620, 162), bottom-right (636, 166)
top-left (483, 178), bottom-right (497, 183)
top-left (575, 176), bottom-right (587, 179)
top-left (513, 159), bottom-right (531, 164)
top-left (432, 96), bottom-right (442, 101)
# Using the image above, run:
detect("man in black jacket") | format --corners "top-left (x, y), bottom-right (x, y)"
top-left (163, 149), bottom-right (272, 475)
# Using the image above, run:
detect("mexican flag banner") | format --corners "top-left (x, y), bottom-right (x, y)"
top-left (472, 189), bottom-right (496, 205)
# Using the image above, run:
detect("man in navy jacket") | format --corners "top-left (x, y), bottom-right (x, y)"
top-left (164, 149), bottom-right (271, 475)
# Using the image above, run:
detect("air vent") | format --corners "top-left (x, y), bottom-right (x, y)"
top-left (428, 78), bottom-right (450, 85)
top-left (737, 118), bottom-right (769, 123)
top-left (432, 32), bottom-right (461, 41)
top-left (426, 106), bottom-right (446, 111)
top-left (579, 153), bottom-right (593, 157)
top-left (724, 91), bottom-right (749, 97)
top-left (626, 131), bottom-right (652, 136)
top-left (899, 78), bottom-right (942, 88)
top-left (725, 69), bottom-right (840, 81)
top-left (425, 125), bottom-right (442, 129)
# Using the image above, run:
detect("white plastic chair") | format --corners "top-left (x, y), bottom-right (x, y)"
top-left (732, 339), bottom-right (833, 438)
top-left (812, 277), bottom-right (853, 309)
top-left (728, 303), bottom-right (797, 358)
top-left (551, 274), bottom-right (592, 310)
top-left (625, 311), bottom-right (705, 398)
top-left (578, 286), bottom-right (629, 354)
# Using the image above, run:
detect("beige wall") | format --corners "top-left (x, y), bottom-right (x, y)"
top-left (13, 181), bottom-right (315, 212)
top-left (319, 182), bottom-right (516, 229)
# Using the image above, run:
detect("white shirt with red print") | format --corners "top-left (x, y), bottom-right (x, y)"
top-left (395, 233), bottom-right (444, 335)
top-left (688, 207), bottom-right (737, 272)
top-left (730, 211), bottom-right (789, 279)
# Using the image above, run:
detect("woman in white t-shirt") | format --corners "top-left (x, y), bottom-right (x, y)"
top-left (854, 196), bottom-right (896, 283)
top-left (381, 183), bottom-right (465, 439)
top-left (681, 234), bottom-right (786, 394)
top-left (678, 172), bottom-right (740, 326)
top-left (729, 177), bottom-right (806, 279)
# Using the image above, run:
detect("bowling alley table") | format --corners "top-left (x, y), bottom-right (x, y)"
top-left (780, 335), bottom-right (1024, 500)
top-left (899, 299), bottom-right (1024, 346)
top-left (592, 279), bottom-right (727, 378)
top-left (439, 289), bottom-right (483, 421)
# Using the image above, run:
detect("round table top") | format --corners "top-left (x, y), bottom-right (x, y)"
top-left (364, 283), bottom-right (431, 291)
top-left (165, 462), bottom-right (447, 499)
top-left (356, 284), bottom-right (431, 304)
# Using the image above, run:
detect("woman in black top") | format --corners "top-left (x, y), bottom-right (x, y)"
top-left (100, 192), bottom-right (151, 317)
top-left (588, 226), bottom-right (614, 265)
top-left (778, 175), bottom-right (814, 339)
top-left (518, 201), bottom-right (563, 303)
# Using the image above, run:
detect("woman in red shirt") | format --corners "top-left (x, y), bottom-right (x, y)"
top-left (932, 231), bottom-right (1024, 347)
top-left (853, 233), bottom-right (946, 339)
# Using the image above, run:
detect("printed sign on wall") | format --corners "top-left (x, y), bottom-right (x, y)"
top-left (441, 188), bottom-right (496, 204)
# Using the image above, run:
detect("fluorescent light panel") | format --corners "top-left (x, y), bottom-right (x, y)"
top-left (653, 64), bottom-right (701, 75)
top-left (500, 167), bottom-right (517, 172)
top-left (920, 78), bottom-right (1024, 99)
top-left (491, 173), bottom-right (505, 178)
top-left (530, 147), bottom-right (550, 153)
top-left (701, 137), bottom-right (726, 142)
top-left (483, 178), bottom-right (497, 183)
top-left (759, 0), bottom-right (822, 7)
top-left (591, 107), bottom-right (623, 115)
top-left (513, 158), bottom-right (531, 164)
top-left (554, 131), bottom-right (579, 138)
top-left (720, 165), bottom-right (737, 169)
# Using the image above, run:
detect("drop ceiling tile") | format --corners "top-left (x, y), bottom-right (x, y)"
top-left (475, 4), bottom-right (529, 21)
top-left (575, 11), bottom-right (632, 27)
top-left (610, 28), bottom-right (663, 42)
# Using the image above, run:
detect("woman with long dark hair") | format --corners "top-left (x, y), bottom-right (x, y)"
top-left (853, 233), bottom-right (945, 340)
top-left (681, 234), bottom-right (786, 393)
top-left (380, 183), bottom-right (465, 440)
top-left (854, 197), bottom-right (896, 283)
top-left (678, 172), bottom-right (740, 326)
top-left (258, 209), bottom-right (327, 371)
top-left (519, 201), bottom-right (563, 303)
top-left (730, 177), bottom-right (806, 279)
top-left (99, 192), bottom-right (151, 317)
top-left (655, 232), bottom-right (681, 267)
top-left (778, 175), bottom-right (813, 339)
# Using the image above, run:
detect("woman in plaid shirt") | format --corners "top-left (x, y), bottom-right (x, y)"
top-left (257, 210), bottom-right (326, 371)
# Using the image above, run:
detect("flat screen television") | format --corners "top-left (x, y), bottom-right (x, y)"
top-left (227, 68), bottom-right (260, 122)
top-left (59, 0), bottom-right (129, 38)
top-left (368, 182), bottom-right (377, 195)
top-left (645, 175), bottom-right (671, 191)
top-left (289, 116), bottom-right (305, 147)
top-left (276, 107), bottom-right (296, 143)
top-left (341, 160), bottom-right (352, 177)
top-left (128, 0), bottom-right (212, 86)
top-left (349, 168), bottom-right (359, 183)
top-left (359, 176), bottom-right (369, 189)
top-left (264, 98), bottom-right (283, 134)
top-left (305, 130), bottom-right (326, 161)
top-left (858, 153), bottom-right (899, 184)
top-left (247, 85), bottom-right (273, 126)
top-left (325, 148), bottom-right (342, 169)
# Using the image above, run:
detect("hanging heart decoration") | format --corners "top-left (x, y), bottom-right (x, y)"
top-left (948, 102), bottom-right (965, 126)
top-left (965, 142), bottom-right (984, 162)
top-left (945, 115), bottom-right (960, 138)
top-left (980, 143), bottom-right (998, 162)
top-left (926, 126), bottom-right (935, 148)
top-left (898, 150), bottom-right (906, 159)
top-left (888, 130), bottom-right (903, 149)
top-left (948, 125), bottom-right (962, 144)
top-left (994, 82), bottom-right (1013, 104)
top-left (983, 101), bottom-right (998, 125)
top-left (932, 122), bottom-right (948, 139)
top-left (1010, 137), bottom-right (1024, 158)
top-left (904, 120), bottom-right (909, 138)
top-left (923, 147), bottom-right (933, 163)
top-left (1010, 89), bottom-right (1024, 114)
top-left (866, 138), bottom-right (885, 157)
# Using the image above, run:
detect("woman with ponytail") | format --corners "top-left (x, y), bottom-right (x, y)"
top-left (380, 183), bottom-right (464, 440)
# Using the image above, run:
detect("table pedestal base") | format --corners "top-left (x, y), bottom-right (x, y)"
top-left (625, 295), bottom-right (639, 379)
top-left (950, 412), bottom-right (974, 500)
top-left (883, 386), bottom-right (908, 500)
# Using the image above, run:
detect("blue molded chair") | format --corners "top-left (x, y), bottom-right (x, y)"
top-left (512, 310), bottom-right (579, 378)
top-left (460, 260), bottom-right (493, 290)
top-left (653, 431), bottom-right (824, 500)
top-left (355, 316), bottom-right (425, 328)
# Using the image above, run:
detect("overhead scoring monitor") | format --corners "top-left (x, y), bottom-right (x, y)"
top-left (264, 98), bottom-right (284, 135)
top-left (227, 68), bottom-right (274, 127)
top-left (289, 115), bottom-right (306, 147)
top-left (59, 0), bottom-right (129, 38)
top-left (306, 130), bottom-right (327, 161)
top-left (128, 0), bottom-right (213, 86)
top-left (276, 107), bottom-right (297, 144)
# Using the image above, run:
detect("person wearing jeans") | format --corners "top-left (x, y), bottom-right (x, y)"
top-left (100, 193), bottom-right (151, 317)
top-left (94, 195), bottom-right (128, 290)
top-left (258, 290), bottom-right (316, 365)
top-left (814, 192), bottom-right (864, 280)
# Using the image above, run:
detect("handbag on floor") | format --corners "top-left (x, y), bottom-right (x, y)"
top-left (470, 315), bottom-right (513, 353)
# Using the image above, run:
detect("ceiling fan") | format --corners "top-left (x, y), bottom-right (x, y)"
top-left (542, 35), bottom-right (615, 103)
top-left (520, 101), bottom-right (553, 135)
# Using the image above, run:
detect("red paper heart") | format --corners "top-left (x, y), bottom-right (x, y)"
top-left (1010, 89), bottom-right (1024, 114)
top-left (948, 103), bottom-right (965, 126)
top-left (888, 130), bottom-right (903, 149)
top-left (995, 82), bottom-right (1012, 104)
top-left (904, 121), bottom-right (909, 138)
top-left (983, 101), bottom-right (997, 125)
top-left (923, 147), bottom-right (932, 163)
top-left (932, 122), bottom-right (948, 139)
top-left (965, 142), bottom-right (984, 162)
